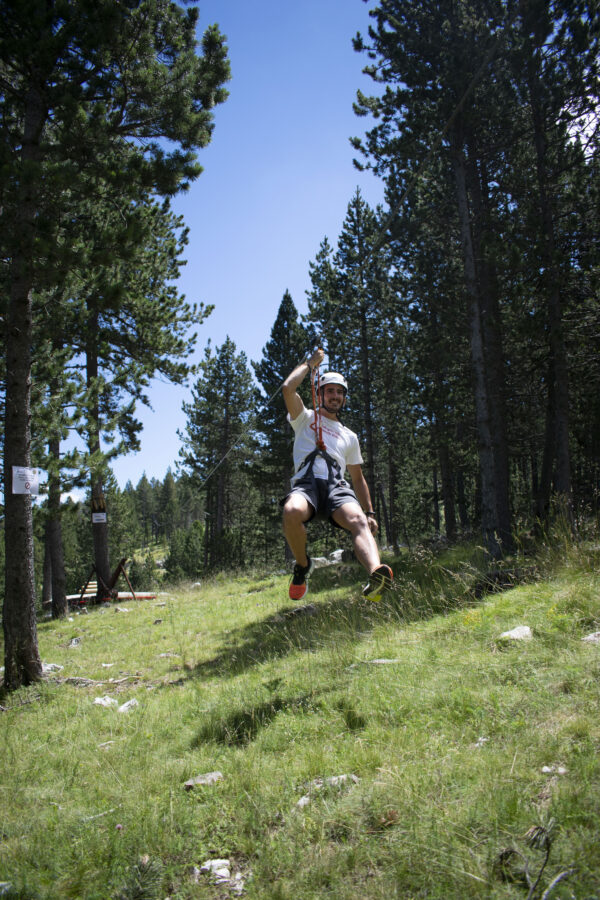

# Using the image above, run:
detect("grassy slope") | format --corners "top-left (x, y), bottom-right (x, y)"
top-left (1, 542), bottom-right (599, 899)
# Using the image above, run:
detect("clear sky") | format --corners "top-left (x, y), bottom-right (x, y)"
top-left (111, 0), bottom-right (385, 488)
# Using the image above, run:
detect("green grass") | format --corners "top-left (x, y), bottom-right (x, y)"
top-left (1, 540), bottom-right (599, 899)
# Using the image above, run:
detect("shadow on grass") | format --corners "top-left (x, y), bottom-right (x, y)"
top-left (187, 560), bottom-right (466, 681)
top-left (191, 692), bottom-right (322, 747)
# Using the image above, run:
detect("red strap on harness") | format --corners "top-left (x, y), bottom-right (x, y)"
top-left (310, 363), bottom-right (327, 452)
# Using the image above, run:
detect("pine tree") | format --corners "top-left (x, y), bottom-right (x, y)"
top-left (251, 291), bottom-right (314, 559)
top-left (179, 338), bottom-right (255, 570)
top-left (1, 0), bottom-right (230, 690)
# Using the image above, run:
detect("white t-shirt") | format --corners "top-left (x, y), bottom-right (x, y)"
top-left (288, 407), bottom-right (363, 483)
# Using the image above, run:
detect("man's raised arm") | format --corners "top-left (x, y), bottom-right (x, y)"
top-left (282, 348), bottom-right (324, 420)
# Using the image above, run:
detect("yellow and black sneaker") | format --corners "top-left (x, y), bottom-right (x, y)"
top-left (363, 564), bottom-right (394, 601)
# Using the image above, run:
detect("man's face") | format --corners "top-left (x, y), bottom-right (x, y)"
top-left (322, 384), bottom-right (345, 410)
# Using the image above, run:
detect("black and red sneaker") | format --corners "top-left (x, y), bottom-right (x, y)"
top-left (289, 557), bottom-right (315, 601)
top-left (363, 564), bottom-right (394, 601)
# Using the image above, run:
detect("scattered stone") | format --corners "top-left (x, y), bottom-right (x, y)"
top-left (155, 602), bottom-right (167, 607)
top-left (153, 619), bottom-right (163, 625)
top-left (114, 607), bottom-right (129, 613)
top-left (581, 631), bottom-right (600, 644)
top-left (297, 774), bottom-right (360, 807)
top-left (94, 696), bottom-right (118, 708)
top-left (159, 652), bottom-right (177, 658)
top-left (101, 663), bottom-right (114, 668)
top-left (200, 859), bottom-right (231, 882)
top-left (499, 625), bottom-right (532, 641)
top-left (285, 603), bottom-right (317, 619)
top-left (197, 860), bottom-right (248, 894)
top-left (311, 556), bottom-right (330, 569)
top-left (474, 736), bottom-right (489, 748)
top-left (69, 637), bottom-right (82, 647)
top-left (118, 698), bottom-right (139, 713)
top-left (80, 607), bottom-right (89, 614)
top-left (184, 771), bottom-right (224, 790)
top-left (42, 662), bottom-right (64, 674)
top-left (541, 764), bottom-right (567, 775)
top-left (98, 741), bottom-right (115, 749)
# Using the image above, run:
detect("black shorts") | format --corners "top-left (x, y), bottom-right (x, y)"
top-left (283, 474), bottom-right (360, 525)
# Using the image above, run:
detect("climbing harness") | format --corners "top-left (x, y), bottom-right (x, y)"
top-left (293, 358), bottom-right (346, 490)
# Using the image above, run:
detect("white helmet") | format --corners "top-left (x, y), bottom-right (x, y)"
top-left (319, 371), bottom-right (348, 392)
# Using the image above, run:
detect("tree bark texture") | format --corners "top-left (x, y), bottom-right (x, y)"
top-left (48, 438), bottom-right (67, 618)
top-left (466, 149), bottom-right (512, 549)
top-left (527, 58), bottom-right (573, 522)
top-left (451, 135), bottom-right (502, 558)
top-left (86, 308), bottom-right (111, 599)
top-left (3, 84), bottom-right (45, 689)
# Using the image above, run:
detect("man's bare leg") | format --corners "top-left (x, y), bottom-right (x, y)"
top-left (332, 502), bottom-right (381, 574)
top-left (282, 494), bottom-right (313, 566)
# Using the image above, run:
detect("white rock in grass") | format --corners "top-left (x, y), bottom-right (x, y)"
top-left (184, 771), bottom-right (224, 790)
top-left (231, 871), bottom-right (247, 894)
top-left (297, 773), bottom-right (360, 807)
top-left (541, 764), bottom-right (567, 775)
top-left (42, 662), bottom-right (63, 674)
top-left (581, 631), bottom-right (600, 644)
top-left (474, 736), bottom-right (489, 748)
top-left (499, 625), bottom-right (532, 641)
top-left (118, 698), bottom-right (139, 713)
top-left (114, 606), bottom-right (130, 613)
top-left (94, 696), bottom-right (118, 708)
top-left (201, 859), bottom-right (231, 882)
top-left (324, 774), bottom-right (360, 787)
top-left (311, 556), bottom-right (330, 569)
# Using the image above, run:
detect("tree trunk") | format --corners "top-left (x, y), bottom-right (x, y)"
top-left (86, 305), bottom-right (111, 600)
top-left (42, 528), bottom-right (52, 611)
top-left (387, 449), bottom-right (399, 552)
top-left (466, 149), bottom-right (512, 550)
top-left (358, 298), bottom-right (376, 500)
top-left (432, 467), bottom-right (441, 534)
top-left (2, 84), bottom-right (45, 690)
top-left (456, 467), bottom-right (470, 531)
top-left (527, 58), bottom-right (573, 523)
top-left (451, 134), bottom-right (502, 558)
top-left (48, 437), bottom-right (67, 618)
top-left (438, 441), bottom-right (457, 541)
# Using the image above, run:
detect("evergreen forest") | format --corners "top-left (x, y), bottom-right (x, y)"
top-left (1, 0), bottom-right (599, 692)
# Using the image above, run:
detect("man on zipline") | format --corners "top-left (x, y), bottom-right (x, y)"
top-left (282, 347), bottom-right (393, 601)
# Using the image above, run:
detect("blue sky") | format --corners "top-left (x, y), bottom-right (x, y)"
top-left (112, 0), bottom-right (385, 488)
